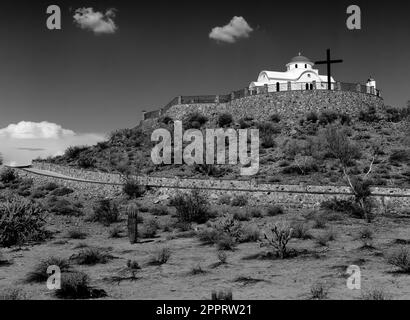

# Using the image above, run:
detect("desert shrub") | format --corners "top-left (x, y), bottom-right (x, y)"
top-left (319, 111), bottom-right (339, 126)
top-left (359, 106), bottom-right (379, 123)
top-left (77, 154), bottom-right (96, 169)
top-left (122, 177), bottom-right (145, 199)
top-left (54, 271), bottom-right (106, 299)
top-left (47, 198), bottom-right (82, 216)
top-left (238, 117), bottom-right (253, 129)
top-left (0, 197), bottom-right (48, 247)
top-left (291, 222), bottom-right (312, 240)
top-left (66, 229), bottom-right (88, 240)
top-left (249, 208), bottom-right (263, 218)
top-left (218, 195), bottom-right (231, 205)
top-left (108, 226), bottom-right (123, 238)
top-left (0, 288), bottom-right (26, 300)
top-left (41, 182), bottom-right (59, 191)
top-left (240, 225), bottom-right (260, 243)
top-left (231, 195), bottom-right (248, 207)
top-left (160, 115), bottom-right (173, 125)
top-left (261, 223), bottom-right (293, 259)
top-left (25, 257), bottom-right (70, 283)
top-left (50, 187), bottom-right (74, 197)
top-left (257, 122), bottom-right (281, 136)
top-left (30, 188), bottom-right (48, 199)
top-left (217, 113), bottom-right (233, 127)
top-left (310, 282), bottom-right (329, 300)
top-left (389, 149), bottom-right (410, 164)
top-left (64, 146), bottom-right (87, 160)
top-left (216, 235), bottom-right (236, 251)
top-left (269, 114), bottom-right (281, 123)
top-left (362, 289), bottom-right (390, 300)
top-left (150, 206), bottom-right (169, 216)
top-left (194, 164), bottom-right (229, 177)
top-left (233, 211), bottom-right (251, 221)
top-left (384, 107), bottom-right (402, 123)
top-left (170, 190), bottom-right (210, 224)
top-left (183, 112), bottom-right (208, 129)
top-left (71, 248), bottom-right (113, 265)
top-left (0, 167), bottom-right (17, 183)
top-left (139, 218), bottom-right (159, 238)
top-left (90, 199), bottom-right (119, 225)
top-left (312, 215), bottom-right (327, 229)
top-left (211, 289), bottom-right (233, 301)
top-left (198, 228), bottom-right (220, 245)
top-left (266, 205), bottom-right (284, 216)
top-left (149, 247), bottom-right (171, 265)
top-left (315, 229), bottom-right (336, 246)
top-left (217, 251), bottom-right (228, 264)
top-left (387, 247), bottom-right (410, 273)
top-left (323, 125), bottom-right (361, 166)
top-left (261, 134), bottom-right (276, 149)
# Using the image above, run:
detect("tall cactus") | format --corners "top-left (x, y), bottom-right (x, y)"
top-left (127, 204), bottom-right (139, 244)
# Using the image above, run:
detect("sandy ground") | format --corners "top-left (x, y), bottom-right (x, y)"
top-left (1, 191), bottom-right (410, 300)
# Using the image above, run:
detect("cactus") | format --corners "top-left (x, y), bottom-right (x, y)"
top-left (127, 204), bottom-right (139, 244)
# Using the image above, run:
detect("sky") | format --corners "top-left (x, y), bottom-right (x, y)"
top-left (0, 0), bottom-right (409, 165)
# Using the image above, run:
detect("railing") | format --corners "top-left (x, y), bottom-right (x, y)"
top-left (143, 81), bottom-right (382, 120)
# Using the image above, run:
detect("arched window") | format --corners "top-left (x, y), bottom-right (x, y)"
top-left (305, 64), bottom-right (307, 68)
top-left (295, 64), bottom-right (298, 68)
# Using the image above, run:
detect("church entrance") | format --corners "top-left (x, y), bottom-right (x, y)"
top-left (305, 83), bottom-right (309, 90)
top-left (276, 82), bottom-right (280, 92)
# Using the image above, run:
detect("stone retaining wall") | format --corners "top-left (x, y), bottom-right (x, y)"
top-left (159, 90), bottom-right (384, 126)
top-left (25, 162), bottom-right (410, 213)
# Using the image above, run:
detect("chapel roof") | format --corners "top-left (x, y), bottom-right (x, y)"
top-left (288, 53), bottom-right (313, 64)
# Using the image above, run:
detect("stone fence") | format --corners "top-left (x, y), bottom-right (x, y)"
top-left (20, 162), bottom-right (410, 213)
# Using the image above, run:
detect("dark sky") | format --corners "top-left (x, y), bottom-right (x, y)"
top-left (0, 0), bottom-right (409, 135)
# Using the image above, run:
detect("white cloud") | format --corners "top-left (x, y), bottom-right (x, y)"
top-left (0, 121), bottom-right (105, 166)
top-left (73, 7), bottom-right (118, 34)
top-left (0, 121), bottom-right (75, 139)
top-left (209, 16), bottom-right (253, 43)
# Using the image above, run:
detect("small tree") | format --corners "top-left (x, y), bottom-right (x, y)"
top-left (261, 223), bottom-right (293, 259)
top-left (324, 125), bottom-right (376, 222)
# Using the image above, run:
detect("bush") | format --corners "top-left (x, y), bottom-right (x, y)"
top-left (70, 248), bottom-right (113, 265)
top-left (240, 225), bottom-right (260, 243)
top-left (170, 190), bottom-right (210, 224)
top-left (47, 198), bottom-right (82, 216)
top-left (387, 247), bottom-right (410, 273)
top-left (217, 113), bottom-right (233, 127)
top-left (291, 222), bottom-right (312, 240)
top-left (218, 195), bottom-right (231, 205)
top-left (64, 146), bottom-right (88, 160)
top-left (150, 206), bottom-right (169, 216)
top-left (217, 251), bottom-right (228, 264)
top-left (359, 106), bottom-right (379, 122)
top-left (261, 223), bottom-right (293, 259)
top-left (362, 289), bottom-right (390, 300)
top-left (41, 182), bottom-right (59, 191)
top-left (389, 149), bottom-right (410, 164)
top-left (216, 235), bottom-right (236, 251)
top-left (269, 114), bottom-right (281, 123)
top-left (183, 112), bottom-right (208, 129)
top-left (318, 111), bottom-right (339, 126)
top-left (0, 167), bottom-right (17, 183)
top-left (55, 271), bottom-right (107, 299)
top-left (310, 282), bottom-right (329, 300)
top-left (198, 228), bottom-right (220, 245)
top-left (90, 199), bottom-right (119, 225)
top-left (0, 197), bottom-right (48, 247)
top-left (211, 289), bottom-right (233, 301)
top-left (50, 187), bottom-right (74, 197)
top-left (231, 195), bottom-right (248, 207)
top-left (25, 257), bottom-right (70, 283)
top-left (315, 229), bottom-right (336, 246)
top-left (149, 247), bottom-right (171, 265)
top-left (266, 205), bottom-right (284, 216)
top-left (122, 177), bottom-right (145, 199)
top-left (238, 117), bottom-right (253, 129)
top-left (66, 229), bottom-right (88, 240)
top-left (77, 154), bottom-right (96, 169)
top-left (139, 218), bottom-right (159, 238)
top-left (108, 226), bottom-right (123, 238)
top-left (233, 211), bottom-right (251, 221)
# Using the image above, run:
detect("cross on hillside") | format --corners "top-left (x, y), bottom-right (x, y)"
top-left (315, 49), bottom-right (343, 90)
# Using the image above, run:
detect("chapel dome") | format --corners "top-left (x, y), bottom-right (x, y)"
top-left (289, 54), bottom-right (312, 64)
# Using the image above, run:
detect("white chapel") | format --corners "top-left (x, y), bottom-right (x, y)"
top-left (249, 53), bottom-right (335, 92)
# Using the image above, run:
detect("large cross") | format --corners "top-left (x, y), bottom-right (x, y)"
top-left (315, 49), bottom-right (343, 90)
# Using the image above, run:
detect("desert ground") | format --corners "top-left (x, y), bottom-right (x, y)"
top-left (1, 179), bottom-right (410, 300)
